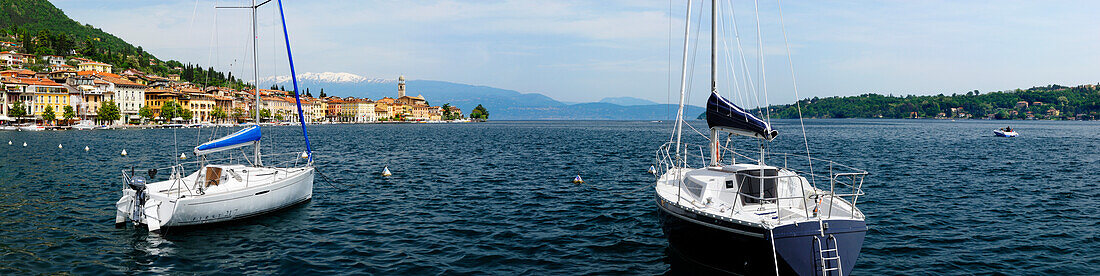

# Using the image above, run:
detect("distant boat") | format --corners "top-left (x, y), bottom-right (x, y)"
top-left (653, 1), bottom-right (868, 275)
top-left (17, 124), bottom-right (45, 131)
top-left (115, 0), bottom-right (315, 232)
top-left (994, 128), bottom-right (1018, 137)
top-left (72, 121), bottom-right (97, 130)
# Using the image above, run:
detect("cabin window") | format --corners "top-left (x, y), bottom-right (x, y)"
top-left (683, 178), bottom-right (705, 199)
top-left (737, 169), bottom-right (778, 204)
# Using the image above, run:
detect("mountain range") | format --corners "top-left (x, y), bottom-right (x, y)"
top-left (266, 72), bottom-right (702, 120)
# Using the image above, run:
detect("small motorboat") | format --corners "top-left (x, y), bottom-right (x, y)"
top-left (994, 128), bottom-right (1018, 137)
top-left (17, 124), bottom-right (45, 131)
top-left (72, 121), bottom-right (97, 130)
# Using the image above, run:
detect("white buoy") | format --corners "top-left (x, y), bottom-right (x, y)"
top-left (572, 175), bottom-right (584, 184)
top-left (300, 151), bottom-right (309, 159)
top-left (58, 144), bottom-right (63, 149)
top-left (84, 146), bottom-right (89, 151)
top-left (121, 149), bottom-right (128, 156)
top-left (647, 165), bottom-right (657, 174)
top-left (381, 166), bottom-right (392, 177)
top-left (180, 153), bottom-right (187, 160)
top-left (22, 142), bottom-right (27, 147)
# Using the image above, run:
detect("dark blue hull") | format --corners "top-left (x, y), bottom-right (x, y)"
top-left (658, 196), bottom-right (866, 275)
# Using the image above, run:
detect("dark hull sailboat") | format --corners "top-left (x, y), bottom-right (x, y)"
top-left (653, 0), bottom-right (869, 275)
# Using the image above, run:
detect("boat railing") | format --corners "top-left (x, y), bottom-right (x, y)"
top-left (654, 142), bottom-right (709, 177)
top-left (720, 147), bottom-right (867, 220)
top-left (655, 142), bottom-right (867, 221)
top-left (119, 151), bottom-right (314, 197)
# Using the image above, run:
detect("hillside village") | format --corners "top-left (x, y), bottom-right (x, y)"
top-left (1, 47), bottom-right (474, 126)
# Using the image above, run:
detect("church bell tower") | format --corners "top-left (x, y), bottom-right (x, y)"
top-left (398, 75), bottom-right (406, 98)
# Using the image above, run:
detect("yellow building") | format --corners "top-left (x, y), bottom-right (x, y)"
top-left (144, 88), bottom-right (182, 118)
top-left (186, 93), bottom-right (215, 123)
top-left (78, 62), bottom-right (113, 73)
top-left (27, 78), bottom-right (69, 118)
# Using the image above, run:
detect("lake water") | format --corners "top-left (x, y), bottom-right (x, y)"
top-left (0, 120), bottom-right (1097, 274)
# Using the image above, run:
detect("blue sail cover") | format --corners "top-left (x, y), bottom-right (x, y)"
top-left (706, 92), bottom-right (778, 140)
top-left (194, 125), bottom-right (261, 155)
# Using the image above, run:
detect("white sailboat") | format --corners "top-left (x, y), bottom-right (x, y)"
top-left (115, 0), bottom-right (315, 232)
top-left (655, 1), bottom-right (868, 275)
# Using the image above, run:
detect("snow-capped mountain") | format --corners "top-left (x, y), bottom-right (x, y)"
top-left (262, 72), bottom-right (391, 84)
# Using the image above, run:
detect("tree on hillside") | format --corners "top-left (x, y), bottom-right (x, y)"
top-left (139, 105), bottom-right (154, 122)
top-left (232, 107), bottom-right (244, 122)
top-left (441, 103), bottom-right (453, 120)
top-left (470, 104), bottom-right (489, 120)
top-left (259, 109), bottom-right (271, 122)
top-left (97, 101), bottom-right (121, 124)
top-left (160, 100), bottom-right (181, 120)
top-left (180, 109), bottom-right (193, 122)
top-left (212, 107), bottom-right (227, 123)
top-left (62, 105), bottom-right (75, 124)
top-left (9, 101), bottom-right (26, 119)
top-left (42, 105), bottom-right (55, 125)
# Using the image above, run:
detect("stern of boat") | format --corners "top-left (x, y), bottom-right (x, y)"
top-left (771, 219), bottom-right (866, 276)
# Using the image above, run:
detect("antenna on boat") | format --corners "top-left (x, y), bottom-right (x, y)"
top-left (218, 0), bottom-right (271, 166)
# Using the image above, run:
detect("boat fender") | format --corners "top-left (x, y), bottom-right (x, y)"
top-left (572, 175), bottom-right (584, 184)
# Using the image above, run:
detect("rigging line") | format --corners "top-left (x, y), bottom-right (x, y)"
top-left (754, 0), bottom-right (773, 125)
top-left (723, 0), bottom-right (747, 111)
top-left (728, 0), bottom-right (761, 115)
top-left (667, 0), bottom-right (673, 121)
top-left (717, 0), bottom-right (744, 110)
top-left (776, 0), bottom-right (815, 186)
top-left (272, 1), bottom-right (280, 93)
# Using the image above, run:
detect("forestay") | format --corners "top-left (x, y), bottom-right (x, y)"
top-left (194, 125), bottom-right (261, 155)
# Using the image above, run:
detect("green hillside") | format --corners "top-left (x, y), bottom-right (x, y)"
top-left (758, 84), bottom-right (1100, 120)
top-left (0, 0), bottom-right (249, 89)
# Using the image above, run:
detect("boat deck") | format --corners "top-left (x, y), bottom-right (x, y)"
top-left (146, 165), bottom-right (311, 198)
top-left (655, 165), bottom-right (863, 228)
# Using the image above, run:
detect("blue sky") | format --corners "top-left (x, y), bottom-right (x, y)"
top-left (50, 1), bottom-right (1100, 107)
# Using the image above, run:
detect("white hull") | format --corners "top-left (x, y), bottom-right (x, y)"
top-left (18, 125), bottom-right (44, 131)
top-left (994, 130), bottom-right (1018, 137)
top-left (116, 165), bottom-right (314, 231)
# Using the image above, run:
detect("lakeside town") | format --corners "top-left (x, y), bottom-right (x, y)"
top-left (1, 50), bottom-right (481, 129)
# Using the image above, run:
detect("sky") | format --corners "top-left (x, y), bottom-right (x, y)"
top-left (49, 0), bottom-right (1100, 107)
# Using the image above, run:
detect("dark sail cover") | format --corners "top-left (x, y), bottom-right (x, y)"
top-left (706, 92), bottom-right (778, 140)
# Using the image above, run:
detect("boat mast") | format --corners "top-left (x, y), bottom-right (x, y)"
top-left (673, 0), bottom-right (693, 163)
top-left (251, 0), bottom-right (262, 166)
top-left (708, 0), bottom-right (719, 167)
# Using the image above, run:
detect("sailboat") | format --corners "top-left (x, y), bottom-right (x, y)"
top-left (654, 1), bottom-right (868, 275)
top-left (115, 0), bottom-right (315, 232)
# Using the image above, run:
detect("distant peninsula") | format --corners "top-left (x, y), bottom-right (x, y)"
top-left (756, 84), bottom-right (1100, 120)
